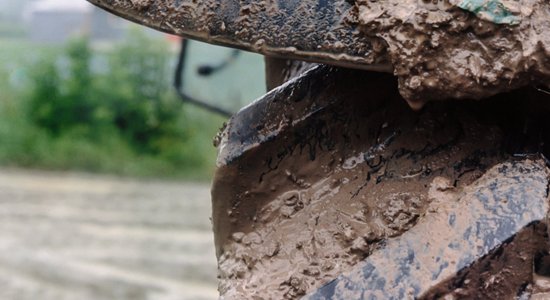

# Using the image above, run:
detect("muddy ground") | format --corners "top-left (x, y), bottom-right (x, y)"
top-left (0, 169), bottom-right (218, 300)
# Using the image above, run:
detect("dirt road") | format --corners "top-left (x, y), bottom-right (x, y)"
top-left (0, 169), bottom-right (218, 300)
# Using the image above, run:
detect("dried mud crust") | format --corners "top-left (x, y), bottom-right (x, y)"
top-left (347, 0), bottom-right (550, 107)
top-left (209, 69), bottom-right (550, 299)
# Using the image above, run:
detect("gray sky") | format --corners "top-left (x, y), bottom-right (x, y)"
top-left (0, 0), bottom-right (33, 13)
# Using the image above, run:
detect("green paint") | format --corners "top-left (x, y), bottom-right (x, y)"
top-left (454, 0), bottom-right (521, 25)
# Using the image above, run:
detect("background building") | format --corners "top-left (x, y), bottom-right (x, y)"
top-left (23, 0), bottom-right (125, 43)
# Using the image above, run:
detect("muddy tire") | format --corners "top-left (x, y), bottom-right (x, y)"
top-left (212, 65), bottom-right (550, 299)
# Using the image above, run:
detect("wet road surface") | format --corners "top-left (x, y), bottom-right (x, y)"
top-left (0, 169), bottom-right (218, 300)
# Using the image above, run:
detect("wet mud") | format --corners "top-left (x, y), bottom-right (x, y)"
top-left (308, 159), bottom-right (550, 299)
top-left (87, 0), bottom-right (389, 71)
top-left (423, 223), bottom-right (549, 299)
top-left (348, 0), bottom-right (550, 108)
top-left (90, 0), bottom-right (550, 106)
top-left (212, 66), bottom-right (550, 299)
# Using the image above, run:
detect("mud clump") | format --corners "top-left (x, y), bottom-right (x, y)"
top-left (347, 0), bottom-right (550, 108)
top-left (378, 192), bottom-right (423, 232)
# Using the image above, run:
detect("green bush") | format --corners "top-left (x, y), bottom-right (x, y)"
top-left (0, 31), bottom-right (225, 179)
top-left (28, 38), bottom-right (93, 135)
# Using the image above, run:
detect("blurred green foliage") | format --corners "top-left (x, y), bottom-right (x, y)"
top-left (0, 32), bottom-right (226, 180)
